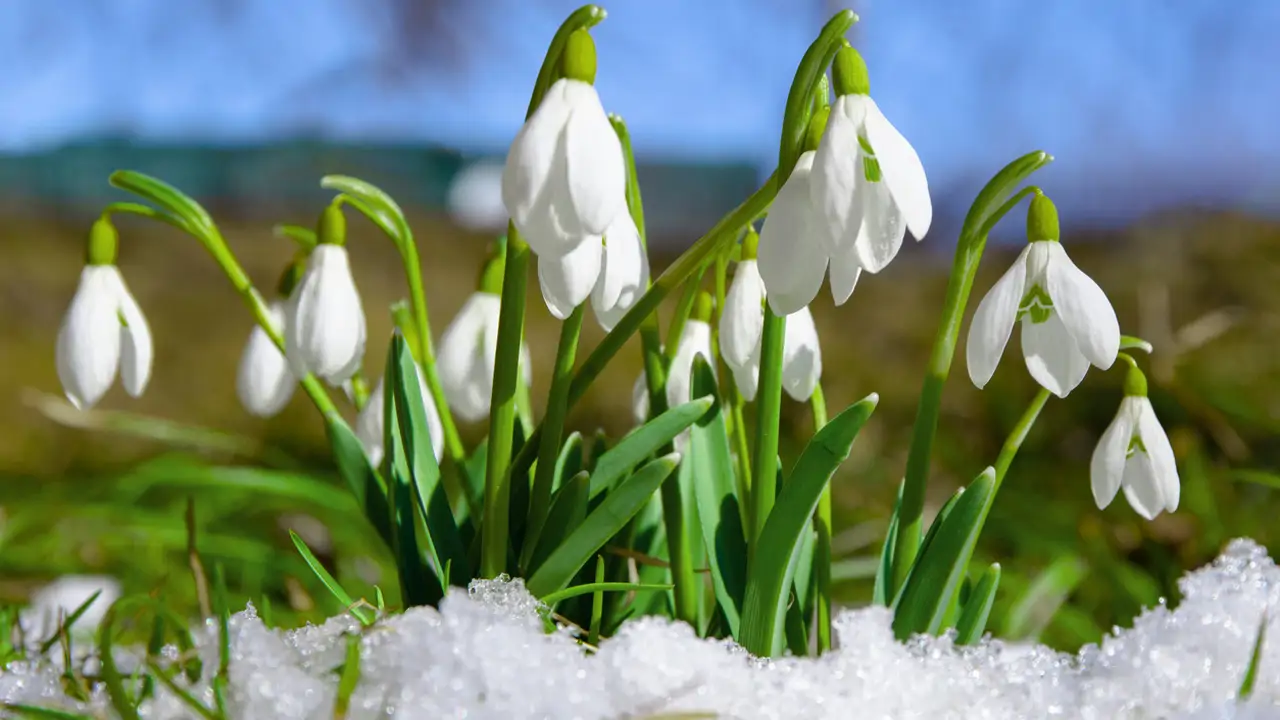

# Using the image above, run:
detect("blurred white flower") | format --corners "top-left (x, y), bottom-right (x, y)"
top-left (23, 575), bottom-right (121, 641)
top-left (633, 318), bottom-right (715, 422)
top-left (56, 265), bottom-right (152, 410)
top-left (447, 161), bottom-right (508, 233)
top-left (437, 292), bottom-right (532, 423)
top-left (236, 300), bottom-right (295, 417)
top-left (1091, 381), bottom-right (1179, 519)
top-left (356, 364), bottom-right (444, 468)
top-left (287, 244), bottom-right (366, 384)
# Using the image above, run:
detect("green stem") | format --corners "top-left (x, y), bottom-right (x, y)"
top-left (732, 401), bottom-right (753, 498)
top-left (891, 161), bottom-right (1051, 594)
top-left (750, 306), bottom-right (787, 554)
top-left (521, 304), bottom-right (585, 571)
top-left (810, 383), bottom-right (832, 654)
top-left (994, 388), bottom-right (1051, 487)
top-left (481, 222), bottom-right (531, 578)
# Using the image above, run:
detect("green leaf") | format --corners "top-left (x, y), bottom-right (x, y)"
top-left (273, 223), bottom-right (318, 250)
top-left (108, 170), bottom-right (216, 234)
top-left (1002, 554), bottom-right (1089, 641)
top-left (289, 531), bottom-right (376, 626)
top-left (739, 395), bottom-right (878, 657)
top-left (37, 590), bottom-right (103, 654)
top-left (539, 581), bottom-right (673, 607)
top-left (892, 468), bottom-right (996, 640)
top-left (688, 360), bottom-right (747, 637)
top-left (335, 633), bottom-right (362, 719)
top-left (3, 704), bottom-right (97, 720)
top-left (554, 432), bottom-right (585, 496)
top-left (588, 398), bottom-right (713, 499)
top-left (527, 454), bottom-right (680, 598)
top-left (892, 486), bottom-right (965, 610)
top-left (388, 333), bottom-right (467, 588)
top-left (325, 417), bottom-right (393, 550)
top-left (956, 562), bottom-right (1001, 645)
top-left (527, 471), bottom-right (591, 574)
top-left (873, 482), bottom-right (903, 606)
top-left (1238, 611), bottom-right (1268, 700)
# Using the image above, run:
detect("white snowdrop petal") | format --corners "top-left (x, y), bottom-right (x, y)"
top-left (56, 267), bottom-right (123, 409)
top-left (562, 82), bottom-right (626, 236)
top-left (666, 320), bottom-right (714, 411)
top-left (438, 294), bottom-right (498, 423)
top-left (356, 378), bottom-right (386, 468)
top-left (759, 153), bottom-right (826, 316)
top-left (966, 245), bottom-right (1029, 389)
top-left (237, 302), bottom-right (295, 417)
top-left (782, 306), bottom-right (822, 401)
top-left (632, 374), bottom-right (649, 424)
top-left (720, 260), bottom-right (766, 368)
top-left (828, 242), bottom-right (863, 306)
top-left (1121, 451), bottom-right (1165, 521)
top-left (810, 96), bottom-right (866, 254)
top-left (730, 351), bottom-right (760, 402)
top-left (592, 212), bottom-right (644, 326)
top-left (1021, 313), bottom-right (1090, 398)
top-left (1136, 397), bottom-right (1180, 513)
top-left (291, 246), bottom-right (366, 384)
top-left (501, 80), bottom-right (574, 229)
top-left (863, 98), bottom-right (932, 240)
top-left (1090, 397), bottom-right (1137, 510)
top-left (853, 178), bottom-right (906, 274)
top-left (1044, 242), bottom-right (1120, 370)
top-left (538, 237), bottom-right (603, 320)
top-left (112, 275), bottom-right (152, 398)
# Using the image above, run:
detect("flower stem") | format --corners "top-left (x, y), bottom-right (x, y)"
top-left (749, 305), bottom-right (787, 555)
top-left (521, 303), bottom-right (585, 572)
top-left (891, 153), bottom-right (1052, 595)
top-left (994, 388), bottom-right (1051, 488)
top-left (810, 383), bottom-right (832, 653)
top-left (480, 222), bottom-right (530, 578)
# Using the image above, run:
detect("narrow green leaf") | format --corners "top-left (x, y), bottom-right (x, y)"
top-left (1234, 470), bottom-right (1280, 490)
top-left (272, 223), bottom-right (318, 250)
top-left (588, 556), bottom-right (606, 647)
top-left (539, 581), bottom-right (673, 607)
top-left (335, 633), bottom-right (362, 719)
top-left (108, 170), bottom-right (215, 233)
top-left (892, 486), bottom-right (965, 610)
top-left (527, 471), bottom-right (591, 574)
top-left (388, 334), bottom-right (467, 588)
top-left (37, 590), bottom-right (103, 654)
top-left (892, 468), bottom-right (996, 640)
top-left (527, 454), bottom-right (680, 597)
top-left (325, 417), bottom-right (393, 550)
top-left (739, 395), bottom-right (879, 657)
top-left (588, 398), bottom-right (713, 499)
top-left (289, 531), bottom-right (376, 626)
top-left (1238, 611), bottom-right (1268, 700)
top-left (1002, 555), bottom-right (1089, 641)
top-left (3, 705), bottom-right (96, 720)
top-left (688, 360), bottom-right (746, 637)
top-left (554, 432), bottom-right (585, 496)
top-left (956, 563), bottom-right (1001, 645)
top-left (873, 482), bottom-right (903, 606)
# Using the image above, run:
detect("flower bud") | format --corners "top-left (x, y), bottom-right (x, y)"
top-left (562, 29), bottom-right (598, 84)
top-left (1026, 193), bottom-right (1060, 243)
top-left (832, 46), bottom-right (870, 97)
top-left (86, 216), bottom-right (119, 266)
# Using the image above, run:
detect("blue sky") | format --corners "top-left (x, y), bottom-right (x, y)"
top-left (1, 0), bottom-right (1276, 223)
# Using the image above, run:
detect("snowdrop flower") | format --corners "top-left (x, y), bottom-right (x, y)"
top-left (966, 194), bottom-right (1119, 398)
top-left (811, 47), bottom-right (931, 278)
top-left (502, 29), bottom-right (624, 259)
top-left (237, 267), bottom-right (300, 416)
top-left (589, 209), bottom-right (648, 331)
top-left (757, 149), bottom-right (828, 315)
top-left (1091, 364), bottom-right (1179, 519)
top-left (356, 364), bottom-right (445, 468)
top-left (438, 262), bottom-right (533, 423)
top-left (287, 206), bottom-right (366, 384)
top-left (720, 233), bottom-right (823, 401)
top-left (56, 218), bottom-right (153, 410)
top-left (23, 575), bottom-right (122, 641)
top-left (634, 293), bottom-right (716, 420)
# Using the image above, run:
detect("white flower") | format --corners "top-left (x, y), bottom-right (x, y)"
top-left (437, 292), bottom-right (533, 423)
top-left (56, 265), bottom-right (153, 410)
top-left (719, 260), bottom-right (822, 402)
top-left (502, 77), bottom-right (625, 258)
top-left (590, 210), bottom-right (649, 331)
top-left (356, 365), bottom-right (445, 468)
top-left (757, 151), bottom-right (830, 315)
top-left (287, 244), bottom-right (366, 384)
top-left (1091, 395), bottom-right (1180, 519)
top-left (633, 319), bottom-right (715, 419)
top-left (236, 300), bottom-right (295, 417)
top-left (966, 240), bottom-right (1119, 398)
top-left (23, 575), bottom-right (122, 640)
top-left (537, 233), bottom-right (602, 320)
top-left (781, 306), bottom-right (823, 402)
top-left (811, 93), bottom-right (932, 275)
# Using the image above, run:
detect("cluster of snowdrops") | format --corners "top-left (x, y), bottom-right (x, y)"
top-left (50, 7), bottom-right (1177, 656)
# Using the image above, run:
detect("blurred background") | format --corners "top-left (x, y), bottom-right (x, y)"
top-left (1, 0), bottom-right (1278, 651)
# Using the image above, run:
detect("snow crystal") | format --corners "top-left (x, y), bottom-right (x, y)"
top-left (3, 540), bottom-right (1280, 719)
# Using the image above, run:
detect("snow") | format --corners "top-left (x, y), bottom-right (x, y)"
top-left (3, 539), bottom-right (1280, 719)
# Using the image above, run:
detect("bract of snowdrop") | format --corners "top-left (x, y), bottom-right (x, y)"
top-left (590, 209), bottom-right (648, 331)
top-left (501, 30), bottom-right (624, 259)
top-left (56, 218), bottom-right (153, 410)
top-left (356, 364), bottom-right (445, 468)
top-left (811, 47), bottom-right (931, 277)
top-left (437, 291), bottom-right (533, 424)
top-left (287, 208), bottom-right (367, 384)
top-left (236, 300), bottom-right (296, 417)
top-left (1091, 365), bottom-right (1179, 519)
top-left (966, 194), bottom-right (1119, 398)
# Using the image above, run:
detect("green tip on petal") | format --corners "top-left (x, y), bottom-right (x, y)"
top-left (805, 106), bottom-right (831, 153)
top-left (694, 291), bottom-right (714, 323)
top-left (318, 202), bottom-right (347, 246)
top-left (741, 227), bottom-right (760, 261)
top-left (562, 29), bottom-right (598, 84)
top-left (478, 252), bottom-right (505, 295)
top-left (86, 215), bottom-right (119, 266)
top-left (1123, 364), bottom-right (1148, 398)
top-left (276, 254), bottom-right (307, 298)
top-left (832, 46), bottom-right (870, 96)
top-left (1026, 193), bottom-right (1060, 243)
